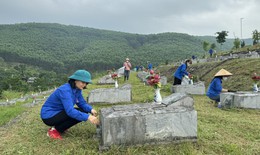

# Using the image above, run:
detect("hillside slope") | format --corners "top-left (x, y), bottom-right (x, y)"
top-left (160, 58), bottom-right (260, 91)
top-left (0, 23), bottom-right (234, 73)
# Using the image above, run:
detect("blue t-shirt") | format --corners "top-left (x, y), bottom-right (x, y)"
top-left (40, 83), bottom-right (92, 121)
top-left (173, 63), bottom-right (189, 80)
top-left (206, 77), bottom-right (222, 98)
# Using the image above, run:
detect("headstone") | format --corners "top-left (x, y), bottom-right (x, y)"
top-left (137, 72), bottom-right (167, 86)
top-left (248, 51), bottom-right (259, 58)
top-left (137, 71), bottom-right (149, 82)
top-left (97, 93), bottom-right (197, 150)
top-left (160, 76), bottom-right (167, 85)
top-left (97, 75), bottom-right (115, 85)
top-left (117, 67), bottom-right (125, 76)
top-left (220, 91), bottom-right (260, 109)
top-left (88, 84), bottom-right (132, 104)
top-left (171, 81), bottom-right (205, 95)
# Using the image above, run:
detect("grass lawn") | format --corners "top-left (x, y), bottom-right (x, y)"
top-left (0, 72), bottom-right (259, 155)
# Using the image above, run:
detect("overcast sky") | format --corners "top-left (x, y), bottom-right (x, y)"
top-left (0, 0), bottom-right (259, 38)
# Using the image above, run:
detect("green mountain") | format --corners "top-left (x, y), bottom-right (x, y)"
top-left (0, 23), bottom-right (237, 73)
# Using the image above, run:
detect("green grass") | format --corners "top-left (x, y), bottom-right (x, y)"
top-left (0, 91), bottom-right (24, 102)
top-left (0, 102), bottom-right (27, 126)
top-left (0, 68), bottom-right (260, 154)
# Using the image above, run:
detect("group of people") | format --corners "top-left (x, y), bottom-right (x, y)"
top-left (41, 57), bottom-right (233, 140)
top-left (173, 59), bottom-right (233, 104)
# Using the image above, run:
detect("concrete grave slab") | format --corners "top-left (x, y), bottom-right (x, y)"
top-left (117, 67), bottom-right (125, 76)
top-left (97, 75), bottom-right (115, 85)
top-left (171, 81), bottom-right (205, 95)
top-left (137, 71), bottom-right (149, 82)
top-left (160, 76), bottom-right (167, 85)
top-left (88, 84), bottom-right (132, 104)
top-left (97, 93), bottom-right (197, 150)
top-left (137, 72), bottom-right (168, 86)
top-left (220, 91), bottom-right (260, 109)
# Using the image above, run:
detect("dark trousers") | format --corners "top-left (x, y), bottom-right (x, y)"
top-left (173, 77), bottom-right (182, 85)
top-left (42, 108), bottom-right (87, 133)
top-left (208, 95), bottom-right (220, 102)
top-left (124, 70), bottom-right (130, 81)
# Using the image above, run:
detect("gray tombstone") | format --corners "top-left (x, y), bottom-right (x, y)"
top-left (171, 81), bottom-right (205, 95)
top-left (160, 76), bottom-right (167, 85)
top-left (97, 75), bottom-right (115, 85)
top-left (117, 67), bottom-right (125, 76)
top-left (97, 93), bottom-right (197, 150)
top-left (88, 84), bottom-right (132, 104)
top-left (220, 91), bottom-right (260, 109)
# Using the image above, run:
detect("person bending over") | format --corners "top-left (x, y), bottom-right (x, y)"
top-left (40, 70), bottom-right (99, 140)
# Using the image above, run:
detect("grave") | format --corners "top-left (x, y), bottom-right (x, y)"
top-left (171, 81), bottom-right (205, 95)
top-left (220, 91), bottom-right (260, 109)
top-left (97, 75), bottom-right (115, 85)
top-left (137, 72), bottom-right (167, 85)
top-left (117, 67), bottom-right (125, 76)
top-left (159, 76), bottom-right (167, 85)
top-left (88, 84), bottom-right (132, 104)
top-left (137, 71), bottom-right (149, 82)
top-left (97, 93), bottom-right (197, 150)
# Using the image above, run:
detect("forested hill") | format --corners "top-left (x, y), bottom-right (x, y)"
top-left (0, 23), bottom-right (232, 73)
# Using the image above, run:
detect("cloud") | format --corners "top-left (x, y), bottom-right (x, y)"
top-left (0, 0), bottom-right (259, 38)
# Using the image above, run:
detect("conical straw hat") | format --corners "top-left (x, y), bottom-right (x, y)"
top-left (214, 69), bottom-right (233, 77)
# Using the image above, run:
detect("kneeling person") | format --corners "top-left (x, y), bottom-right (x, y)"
top-left (40, 70), bottom-right (99, 140)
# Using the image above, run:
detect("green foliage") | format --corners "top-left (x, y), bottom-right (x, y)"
top-left (0, 62), bottom-right (65, 99)
top-left (252, 29), bottom-right (260, 45)
top-left (0, 23), bottom-right (234, 74)
top-left (233, 38), bottom-right (240, 50)
top-left (210, 43), bottom-right (216, 49)
top-left (216, 31), bottom-right (229, 45)
top-left (202, 41), bottom-right (210, 52)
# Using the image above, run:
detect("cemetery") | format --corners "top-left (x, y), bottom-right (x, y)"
top-left (1, 54), bottom-right (260, 154)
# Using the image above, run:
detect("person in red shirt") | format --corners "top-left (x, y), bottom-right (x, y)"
top-left (123, 58), bottom-right (132, 81)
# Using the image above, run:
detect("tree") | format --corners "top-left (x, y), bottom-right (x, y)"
top-left (252, 29), bottom-right (260, 45)
top-left (233, 38), bottom-right (240, 51)
top-left (216, 31), bottom-right (229, 45)
top-left (210, 43), bottom-right (216, 50)
top-left (241, 40), bottom-right (245, 48)
top-left (202, 41), bottom-right (210, 58)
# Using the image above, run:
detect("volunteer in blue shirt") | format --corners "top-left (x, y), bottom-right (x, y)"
top-left (40, 70), bottom-right (99, 140)
top-left (206, 69), bottom-right (233, 103)
top-left (173, 59), bottom-right (192, 85)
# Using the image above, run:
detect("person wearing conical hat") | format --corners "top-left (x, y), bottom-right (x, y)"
top-left (206, 69), bottom-right (233, 103)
